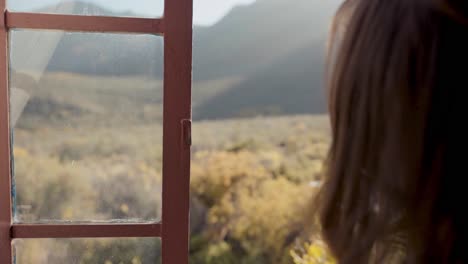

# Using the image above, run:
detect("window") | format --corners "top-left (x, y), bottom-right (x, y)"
top-left (0, 1), bottom-right (193, 263)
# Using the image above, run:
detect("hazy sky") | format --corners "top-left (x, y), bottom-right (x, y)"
top-left (9, 0), bottom-right (257, 25)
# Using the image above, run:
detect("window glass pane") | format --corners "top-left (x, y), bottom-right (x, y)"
top-left (189, 0), bottom-right (340, 263)
top-left (9, 30), bottom-right (163, 223)
top-left (13, 238), bottom-right (161, 264)
top-left (7, 0), bottom-right (163, 18)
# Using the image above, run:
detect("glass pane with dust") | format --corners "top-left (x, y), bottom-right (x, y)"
top-left (9, 30), bottom-right (163, 223)
top-left (13, 238), bottom-right (161, 264)
top-left (7, 0), bottom-right (163, 18)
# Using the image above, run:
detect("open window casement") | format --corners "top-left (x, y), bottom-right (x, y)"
top-left (0, 0), bottom-right (193, 263)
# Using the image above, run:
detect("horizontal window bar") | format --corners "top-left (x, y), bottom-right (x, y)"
top-left (5, 12), bottom-right (164, 35)
top-left (11, 223), bottom-right (161, 238)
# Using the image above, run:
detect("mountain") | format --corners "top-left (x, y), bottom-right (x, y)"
top-left (193, 0), bottom-right (338, 81)
top-left (195, 43), bottom-right (327, 119)
top-left (193, 0), bottom-right (340, 118)
top-left (38, 1), bottom-right (139, 17)
top-left (22, 0), bottom-right (341, 120)
top-left (41, 2), bottom-right (164, 77)
top-left (47, 32), bottom-right (163, 77)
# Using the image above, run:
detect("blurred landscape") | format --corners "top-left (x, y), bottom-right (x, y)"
top-left (10, 0), bottom-right (339, 263)
top-left (24, 0), bottom-right (339, 119)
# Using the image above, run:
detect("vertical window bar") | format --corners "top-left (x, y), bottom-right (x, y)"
top-left (162, 0), bottom-right (193, 263)
top-left (0, 1), bottom-right (13, 262)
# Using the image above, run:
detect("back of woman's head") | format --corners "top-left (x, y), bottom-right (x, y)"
top-left (320, 0), bottom-right (468, 263)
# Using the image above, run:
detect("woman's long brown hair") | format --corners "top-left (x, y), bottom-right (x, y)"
top-left (319, 0), bottom-right (468, 263)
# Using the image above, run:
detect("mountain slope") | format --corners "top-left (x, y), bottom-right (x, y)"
top-left (193, 0), bottom-right (339, 81)
top-left (29, 0), bottom-right (341, 120)
top-left (47, 33), bottom-right (163, 77)
top-left (195, 42), bottom-right (327, 119)
top-left (40, 2), bottom-right (164, 77)
top-left (193, 0), bottom-right (340, 118)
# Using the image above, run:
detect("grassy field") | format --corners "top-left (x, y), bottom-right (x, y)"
top-left (11, 73), bottom-right (331, 264)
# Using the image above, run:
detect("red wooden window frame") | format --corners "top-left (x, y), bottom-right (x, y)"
top-left (0, 1), bottom-right (193, 263)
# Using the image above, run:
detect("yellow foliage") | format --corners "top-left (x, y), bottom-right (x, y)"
top-left (120, 203), bottom-right (130, 214)
top-left (290, 241), bottom-right (336, 264)
top-left (191, 150), bottom-right (270, 206)
top-left (207, 176), bottom-right (315, 261)
top-left (12, 113), bottom-right (330, 263)
top-left (13, 146), bottom-right (29, 158)
top-left (132, 256), bottom-right (142, 264)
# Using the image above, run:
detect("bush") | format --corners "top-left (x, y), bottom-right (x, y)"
top-left (191, 149), bottom-right (319, 264)
top-left (290, 241), bottom-right (336, 264)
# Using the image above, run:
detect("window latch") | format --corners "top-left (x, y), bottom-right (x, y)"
top-left (1, 10), bottom-right (6, 29)
top-left (181, 119), bottom-right (192, 148)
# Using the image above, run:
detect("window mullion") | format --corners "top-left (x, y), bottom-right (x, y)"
top-left (162, 0), bottom-right (193, 263)
top-left (5, 12), bottom-right (164, 35)
top-left (11, 223), bottom-right (162, 238)
top-left (0, 2), bottom-right (13, 262)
